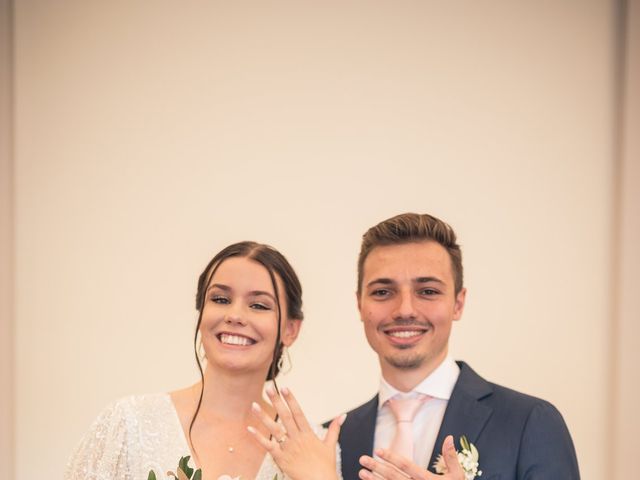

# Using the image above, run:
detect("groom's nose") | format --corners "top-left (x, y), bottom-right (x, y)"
top-left (392, 289), bottom-right (417, 320)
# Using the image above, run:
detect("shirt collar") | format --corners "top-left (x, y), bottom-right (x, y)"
top-left (378, 356), bottom-right (460, 410)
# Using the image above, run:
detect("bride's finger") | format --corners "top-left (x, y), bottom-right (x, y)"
top-left (251, 402), bottom-right (287, 441)
top-left (280, 387), bottom-right (312, 433)
top-left (266, 385), bottom-right (299, 436)
top-left (247, 425), bottom-right (281, 457)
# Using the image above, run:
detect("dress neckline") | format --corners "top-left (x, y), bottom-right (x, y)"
top-left (163, 393), bottom-right (271, 479)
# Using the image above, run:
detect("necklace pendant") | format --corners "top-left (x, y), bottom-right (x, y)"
top-left (228, 446), bottom-right (234, 453)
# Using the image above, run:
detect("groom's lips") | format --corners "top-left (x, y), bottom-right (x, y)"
top-left (382, 327), bottom-right (428, 346)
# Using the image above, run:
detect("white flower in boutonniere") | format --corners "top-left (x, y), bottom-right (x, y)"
top-left (433, 435), bottom-right (482, 480)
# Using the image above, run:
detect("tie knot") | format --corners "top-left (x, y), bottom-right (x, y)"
top-left (387, 394), bottom-right (429, 423)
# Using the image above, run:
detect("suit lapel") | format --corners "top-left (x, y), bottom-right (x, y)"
top-left (340, 396), bottom-right (378, 480)
top-left (427, 362), bottom-right (493, 471)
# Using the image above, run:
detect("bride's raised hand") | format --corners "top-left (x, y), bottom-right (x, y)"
top-left (248, 386), bottom-right (345, 480)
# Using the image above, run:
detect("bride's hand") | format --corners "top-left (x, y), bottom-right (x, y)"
top-left (248, 386), bottom-right (345, 480)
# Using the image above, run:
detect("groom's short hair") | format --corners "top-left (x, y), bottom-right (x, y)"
top-left (357, 212), bottom-right (464, 295)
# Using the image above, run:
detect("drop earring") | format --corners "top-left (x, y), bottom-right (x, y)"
top-left (198, 339), bottom-right (206, 362)
top-left (277, 346), bottom-right (292, 375)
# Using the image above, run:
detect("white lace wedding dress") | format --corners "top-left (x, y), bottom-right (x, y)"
top-left (64, 394), bottom-right (341, 480)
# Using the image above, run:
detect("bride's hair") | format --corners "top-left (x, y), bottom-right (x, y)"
top-left (189, 241), bottom-right (304, 445)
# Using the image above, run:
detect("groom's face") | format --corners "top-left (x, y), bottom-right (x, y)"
top-left (358, 241), bottom-right (466, 382)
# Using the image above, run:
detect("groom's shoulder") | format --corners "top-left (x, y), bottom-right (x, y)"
top-left (322, 395), bottom-right (378, 430)
top-left (456, 361), bottom-right (567, 422)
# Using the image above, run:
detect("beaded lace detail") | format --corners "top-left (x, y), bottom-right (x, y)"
top-left (64, 393), bottom-right (341, 480)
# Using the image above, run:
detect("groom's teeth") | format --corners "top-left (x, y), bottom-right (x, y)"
top-left (388, 330), bottom-right (422, 338)
top-left (220, 334), bottom-right (254, 346)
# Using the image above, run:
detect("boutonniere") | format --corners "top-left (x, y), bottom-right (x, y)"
top-left (147, 456), bottom-right (202, 480)
top-left (433, 435), bottom-right (482, 480)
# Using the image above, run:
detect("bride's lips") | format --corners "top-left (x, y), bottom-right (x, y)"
top-left (382, 326), bottom-right (428, 346)
top-left (216, 332), bottom-right (257, 347)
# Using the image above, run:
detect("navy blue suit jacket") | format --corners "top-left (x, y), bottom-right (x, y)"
top-left (334, 362), bottom-right (580, 480)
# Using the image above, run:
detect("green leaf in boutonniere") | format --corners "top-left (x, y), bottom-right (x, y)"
top-left (433, 435), bottom-right (482, 479)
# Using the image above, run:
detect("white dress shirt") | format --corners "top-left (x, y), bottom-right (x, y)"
top-left (374, 356), bottom-right (460, 468)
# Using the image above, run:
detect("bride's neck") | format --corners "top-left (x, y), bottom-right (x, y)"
top-left (195, 366), bottom-right (272, 420)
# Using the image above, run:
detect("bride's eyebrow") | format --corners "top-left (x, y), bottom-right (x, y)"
top-left (206, 283), bottom-right (231, 294)
top-left (249, 290), bottom-right (276, 301)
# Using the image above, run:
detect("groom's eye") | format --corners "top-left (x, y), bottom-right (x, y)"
top-left (418, 288), bottom-right (439, 296)
top-left (371, 289), bottom-right (391, 297)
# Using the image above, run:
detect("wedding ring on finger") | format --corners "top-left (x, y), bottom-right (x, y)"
top-left (276, 434), bottom-right (288, 445)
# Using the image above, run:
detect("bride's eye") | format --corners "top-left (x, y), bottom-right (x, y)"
top-left (250, 303), bottom-right (271, 311)
top-left (210, 295), bottom-right (230, 304)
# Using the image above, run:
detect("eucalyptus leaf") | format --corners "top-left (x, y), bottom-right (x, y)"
top-left (193, 469), bottom-right (202, 480)
top-left (147, 471), bottom-right (157, 480)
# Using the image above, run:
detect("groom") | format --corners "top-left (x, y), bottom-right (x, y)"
top-left (336, 213), bottom-right (580, 479)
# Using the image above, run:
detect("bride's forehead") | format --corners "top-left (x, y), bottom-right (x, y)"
top-left (210, 257), bottom-right (280, 291)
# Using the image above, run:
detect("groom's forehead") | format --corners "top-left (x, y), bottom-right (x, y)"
top-left (362, 242), bottom-right (452, 276)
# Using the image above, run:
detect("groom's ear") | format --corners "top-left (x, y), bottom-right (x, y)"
top-left (356, 291), bottom-right (362, 319)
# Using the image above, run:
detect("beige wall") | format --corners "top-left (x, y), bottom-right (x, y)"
top-left (8, 1), bottom-right (636, 479)
top-left (1, 0), bottom-right (14, 478)
top-left (613, 1), bottom-right (640, 478)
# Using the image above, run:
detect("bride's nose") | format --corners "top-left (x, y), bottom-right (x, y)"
top-left (224, 312), bottom-right (246, 325)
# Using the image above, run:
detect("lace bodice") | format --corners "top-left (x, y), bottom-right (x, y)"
top-left (64, 394), bottom-right (340, 480)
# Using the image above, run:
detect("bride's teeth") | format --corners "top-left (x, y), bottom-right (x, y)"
top-left (220, 334), bottom-right (253, 346)
top-left (388, 330), bottom-right (422, 338)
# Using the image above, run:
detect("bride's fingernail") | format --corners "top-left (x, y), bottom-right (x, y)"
top-left (281, 387), bottom-right (290, 395)
top-left (338, 413), bottom-right (347, 426)
top-left (247, 426), bottom-right (256, 434)
top-left (252, 402), bottom-right (261, 412)
top-left (266, 385), bottom-right (276, 396)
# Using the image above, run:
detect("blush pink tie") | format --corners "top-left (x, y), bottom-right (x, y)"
top-left (387, 394), bottom-right (430, 460)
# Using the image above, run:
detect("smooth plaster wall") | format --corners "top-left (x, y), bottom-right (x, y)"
top-left (13, 1), bottom-right (617, 478)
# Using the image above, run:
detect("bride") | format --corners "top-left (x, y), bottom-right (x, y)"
top-left (65, 241), bottom-right (343, 480)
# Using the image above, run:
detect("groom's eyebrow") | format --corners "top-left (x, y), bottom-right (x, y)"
top-left (366, 278), bottom-right (395, 288)
top-left (414, 276), bottom-right (445, 285)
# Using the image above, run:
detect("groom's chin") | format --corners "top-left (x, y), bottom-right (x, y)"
top-left (385, 353), bottom-right (425, 370)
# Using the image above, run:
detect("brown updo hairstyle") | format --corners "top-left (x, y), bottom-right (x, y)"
top-left (189, 241), bottom-right (303, 443)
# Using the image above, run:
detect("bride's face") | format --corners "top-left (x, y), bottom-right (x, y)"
top-left (199, 256), bottom-right (300, 376)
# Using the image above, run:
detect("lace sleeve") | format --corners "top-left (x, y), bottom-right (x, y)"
top-left (64, 399), bottom-right (135, 480)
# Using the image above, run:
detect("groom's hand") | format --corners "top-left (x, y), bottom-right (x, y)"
top-left (358, 435), bottom-right (464, 480)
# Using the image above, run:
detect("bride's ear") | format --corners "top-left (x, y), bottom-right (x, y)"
top-left (281, 319), bottom-right (302, 346)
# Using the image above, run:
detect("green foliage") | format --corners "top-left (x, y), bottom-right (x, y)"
top-left (148, 456), bottom-right (202, 480)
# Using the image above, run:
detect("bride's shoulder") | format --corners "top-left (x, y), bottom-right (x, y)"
top-left (96, 393), bottom-right (174, 423)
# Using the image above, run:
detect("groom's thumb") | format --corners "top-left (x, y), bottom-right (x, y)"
top-left (325, 413), bottom-right (347, 446)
